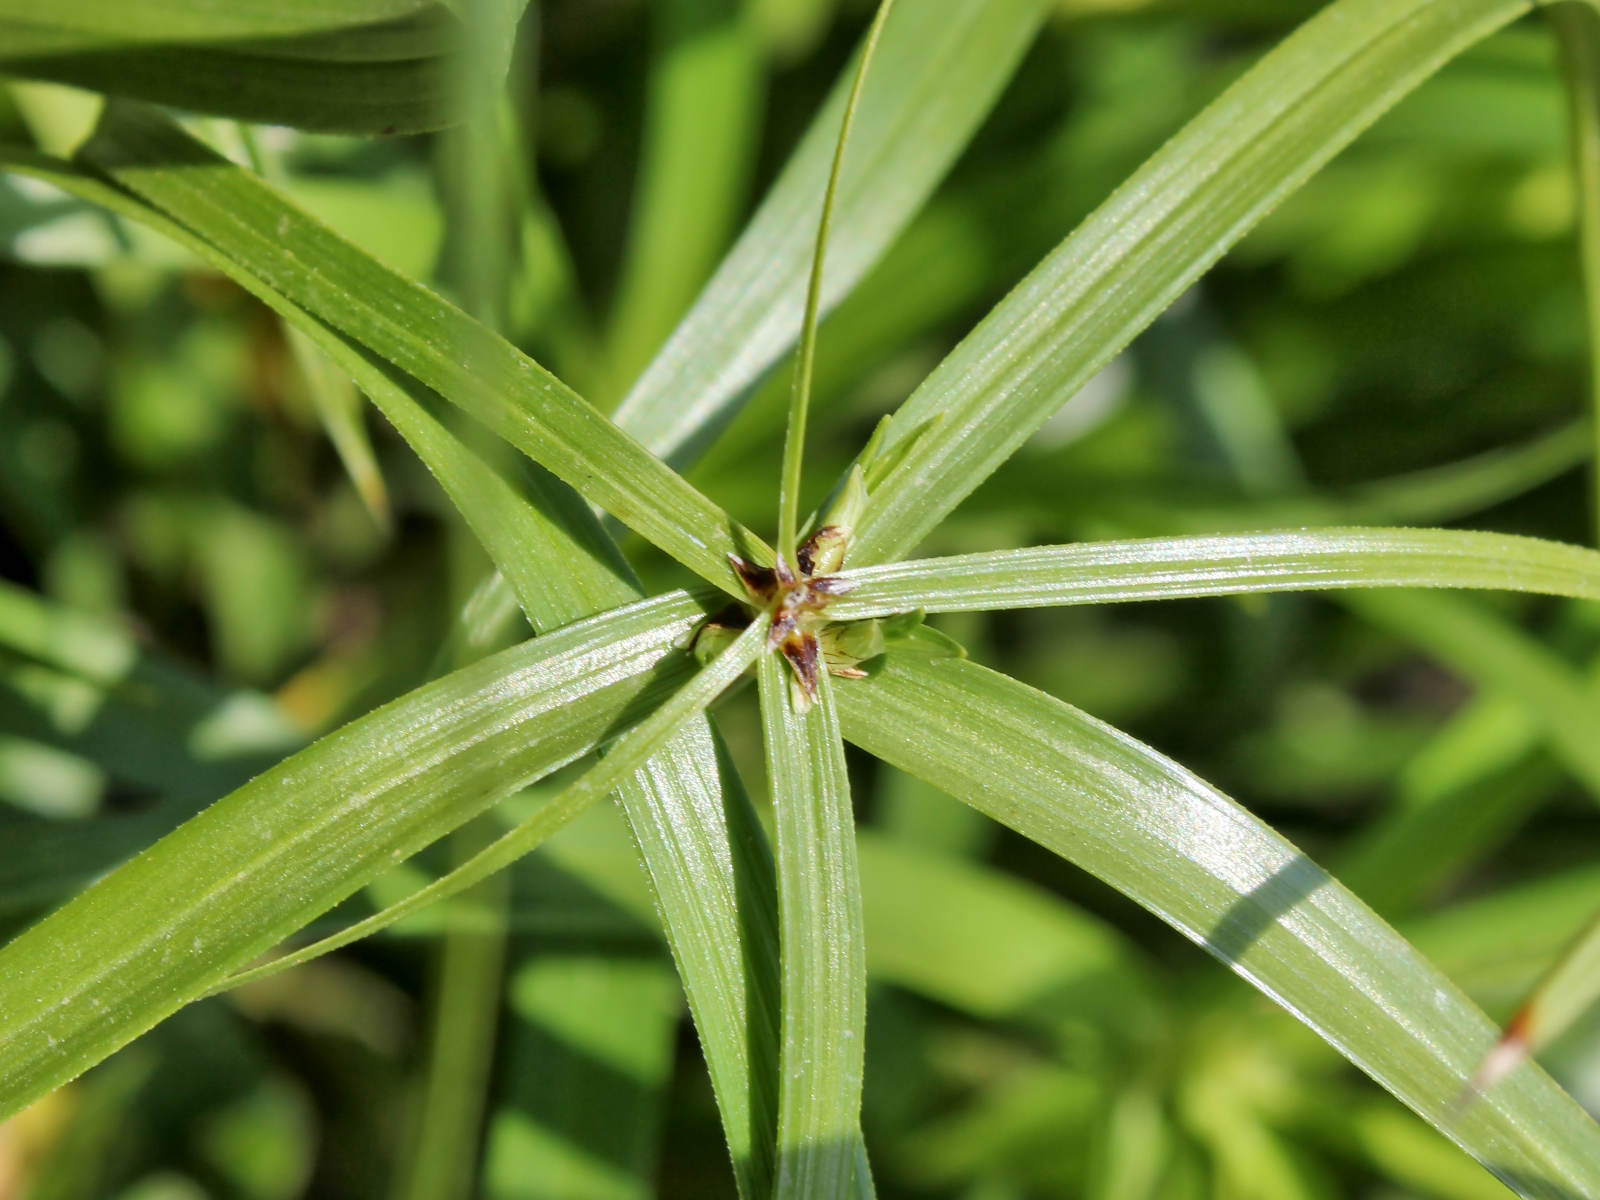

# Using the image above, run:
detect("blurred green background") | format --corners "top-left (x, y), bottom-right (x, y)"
top-left (3, 0), bottom-right (1600, 1196)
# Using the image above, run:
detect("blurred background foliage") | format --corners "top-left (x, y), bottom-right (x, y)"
top-left (2, 0), bottom-right (1600, 1196)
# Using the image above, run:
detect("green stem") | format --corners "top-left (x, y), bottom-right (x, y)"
top-left (776, 0), bottom-right (896, 561)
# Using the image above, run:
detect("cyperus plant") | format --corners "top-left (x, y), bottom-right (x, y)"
top-left (7, 0), bottom-right (1600, 1196)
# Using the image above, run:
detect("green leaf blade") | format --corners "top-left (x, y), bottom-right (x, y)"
top-left (847, 0), bottom-right (1532, 567)
top-left (213, 617), bottom-right (770, 994)
top-left (757, 657), bottom-right (870, 1197)
top-left (0, 591), bottom-right (707, 1121)
top-left (827, 528), bottom-right (1600, 619)
top-left (611, 0), bottom-right (1053, 466)
top-left (74, 107), bottom-right (763, 593)
top-left (834, 649), bottom-right (1600, 1197)
top-left (0, 143), bottom-right (785, 1200)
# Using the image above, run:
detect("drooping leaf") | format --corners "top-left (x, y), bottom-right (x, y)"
top-left (833, 643), bottom-right (1600, 1197)
top-left (0, 591), bottom-right (709, 1121)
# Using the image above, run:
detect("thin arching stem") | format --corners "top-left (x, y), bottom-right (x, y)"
top-left (776, 0), bottom-right (897, 564)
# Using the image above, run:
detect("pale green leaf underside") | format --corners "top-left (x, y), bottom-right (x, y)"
top-left (0, 592), bottom-right (708, 1121)
top-left (827, 528), bottom-right (1600, 618)
top-left (848, 0), bottom-right (1535, 567)
top-left (758, 657), bottom-right (869, 1198)
top-left (835, 647), bottom-right (1600, 1197)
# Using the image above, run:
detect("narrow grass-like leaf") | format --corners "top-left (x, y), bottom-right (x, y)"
top-left (74, 106), bottom-right (766, 593)
top-left (776, 0), bottom-right (893, 560)
top-left (212, 617), bottom-right (768, 993)
top-left (757, 656), bottom-right (870, 1197)
top-left (0, 147), bottom-right (643, 624)
top-left (846, 0), bottom-right (1534, 567)
top-left (0, 144), bottom-right (790, 1199)
top-left (0, 805), bottom-right (187, 923)
top-left (0, 591), bottom-right (709, 1121)
top-left (611, 0), bottom-right (1051, 465)
top-left (0, 0), bottom-right (446, 46)
top-left (833, 645), bottom-right (1600, 1196)
top-left (0, 146), bottom-right (785, 1198)
top-left (826, 528), bottom-right (1600, 620)
top-left (0, 2), bottom-right (525, 133)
